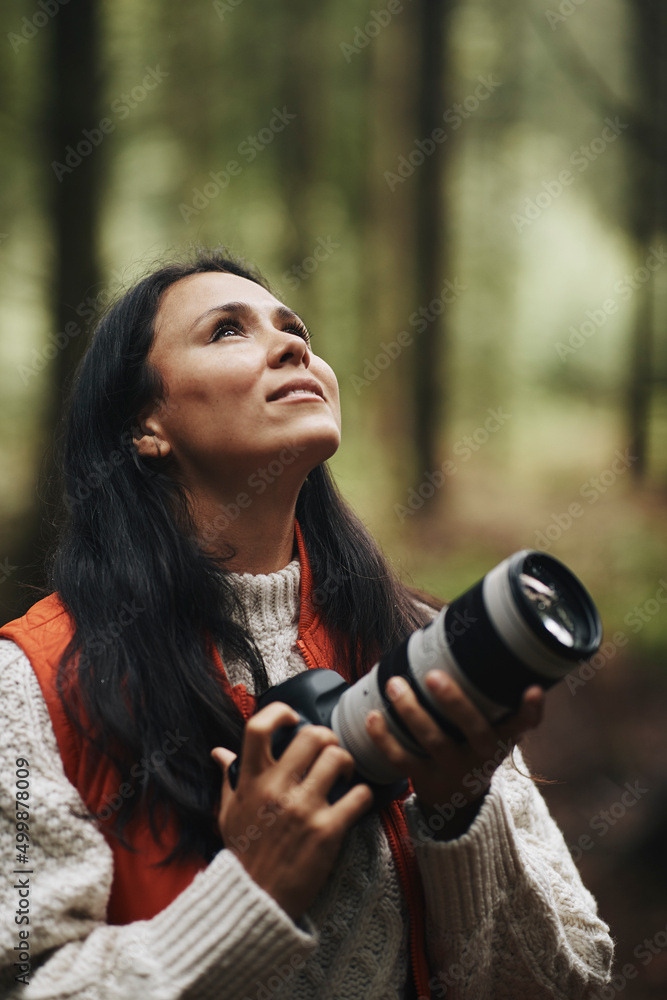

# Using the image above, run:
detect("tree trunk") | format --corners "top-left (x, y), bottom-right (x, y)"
top-left (2, 0), bottom-right (103, 618)
top-left (627, 0), bottom-right (667, 479)
top-left (413, 0), bottom-right (451, 482)
top-left (275, 0), bottom-right (326, 321)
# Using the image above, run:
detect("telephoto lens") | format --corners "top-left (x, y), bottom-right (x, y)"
top-left (330, 550), bottom-right (602, 785)
top-left (228, 550), bottom-right (602, 802)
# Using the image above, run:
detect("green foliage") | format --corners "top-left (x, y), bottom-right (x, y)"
top-left (0, 0), bottom-right (665, 662)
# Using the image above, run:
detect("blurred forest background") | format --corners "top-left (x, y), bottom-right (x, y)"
top-left (2, 0), bottom-right (667, 993)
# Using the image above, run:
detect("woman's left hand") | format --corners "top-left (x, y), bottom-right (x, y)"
top-left (365, 672), bottom-right (544, 838)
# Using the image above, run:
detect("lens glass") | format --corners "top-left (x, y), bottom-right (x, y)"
top-left (518, 557), bottom-right (590, 649)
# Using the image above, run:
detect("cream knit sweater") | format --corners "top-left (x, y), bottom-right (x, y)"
top-left (0, 559), bottom-right (613, 999)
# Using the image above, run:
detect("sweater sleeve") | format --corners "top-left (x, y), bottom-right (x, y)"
top-left (402, 749), bottom-right (614, 999)
top-left (0, 640), bottom-right (318, 1000)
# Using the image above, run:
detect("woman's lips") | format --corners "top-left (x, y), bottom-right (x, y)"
top-left (268, 379), bottom-right (324, 402)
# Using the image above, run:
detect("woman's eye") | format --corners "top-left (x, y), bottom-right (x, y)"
top-left (210, 323), bottom-right (243, 342)
top-left (209, 321), bottom-right (311, 345)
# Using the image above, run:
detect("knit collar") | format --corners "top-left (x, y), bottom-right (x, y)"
top-left (226, 557), bottom-right (301, 635)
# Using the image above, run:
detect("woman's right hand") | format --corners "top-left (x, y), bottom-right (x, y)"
top-left (211, 702), bottom-right (373, 921)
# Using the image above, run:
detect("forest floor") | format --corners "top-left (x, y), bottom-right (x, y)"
top-left (527, 660), bottom-right (667, 998)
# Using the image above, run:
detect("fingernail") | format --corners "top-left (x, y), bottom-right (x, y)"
top-left (426, 671), bottom-right (447, 692)
top-left (386, 677), bottom-right (407, 701)
top-left (366, 710), bottom-right (381, 728)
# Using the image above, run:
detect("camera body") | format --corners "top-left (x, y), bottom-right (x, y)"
top-left (252, 669), bottom-right (410, 807)
top-left (229, 550), bottom-right (602, 804)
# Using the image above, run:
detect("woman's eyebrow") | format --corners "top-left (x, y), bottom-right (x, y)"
top-left (188, 301), bottom-right (304, 334)
top-left (272, 305), bottom-right (305, 326)
top-left (187, 300), bottom-right (250, 334)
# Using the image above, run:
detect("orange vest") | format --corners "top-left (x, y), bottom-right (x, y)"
top-left (0, 522), bottom-right (430, 997)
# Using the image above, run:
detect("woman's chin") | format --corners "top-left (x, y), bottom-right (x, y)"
top-left (290, 428), bottom-right (341, 471)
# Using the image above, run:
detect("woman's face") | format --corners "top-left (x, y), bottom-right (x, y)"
top-left (138, 271), bottom-right (341, 494)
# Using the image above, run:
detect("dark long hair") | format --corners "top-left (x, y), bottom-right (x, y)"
top-left (51, 248), bottom-right (440, 862)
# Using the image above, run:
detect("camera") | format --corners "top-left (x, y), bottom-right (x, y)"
top-left (229, 550), bottom-right (602, 804)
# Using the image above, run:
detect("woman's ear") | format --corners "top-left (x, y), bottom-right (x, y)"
top-left (132, 414), bottom-right (172, 460)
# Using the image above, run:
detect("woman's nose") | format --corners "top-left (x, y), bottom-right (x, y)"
top-left (269, 330), bottom-right (310, 368)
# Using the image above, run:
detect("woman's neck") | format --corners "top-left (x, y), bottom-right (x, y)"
top-left (192, 491), bottom-right (299, 574)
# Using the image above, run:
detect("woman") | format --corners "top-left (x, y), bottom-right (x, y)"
top-left (0, 249), bottom-right (613, 999)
